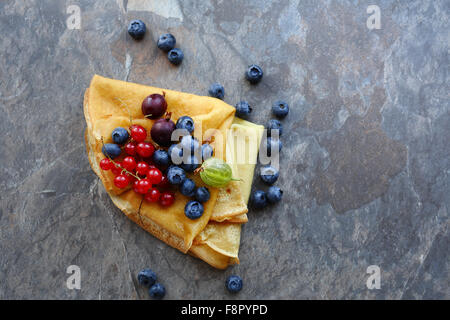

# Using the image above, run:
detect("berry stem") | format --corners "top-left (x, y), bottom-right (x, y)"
top-left (101, 137), bottom-right (141, 180)
top-left (115, 97), bottom-right (133, 126)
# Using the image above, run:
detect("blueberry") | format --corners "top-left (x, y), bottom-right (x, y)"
top-left (181, 155), bottom-right (200, 172)
top-left (168, 143), bottom-right (183, 164)
top-left (235, 101), bottom-right (252, 118)
top-left (111, 127), bottom-right (129, 145)
top-left (195, 187), bottom-right (210, 203)
top-left (102, 143), bottom-right (122, 159)
top-left (157, 33), bottom-right (176, 52)
top-left (184, 201), bottom-right (204, 220)
top-left (176, 116), bottom-right (194, 134)
top-left (167, 165), bottom-right (186, 185)
top-left (267, 186), bottom-right (283, 204)
top-left (180, 178), bottom-right (196, 197)
top-left (208, 83), bottom-right (225, 100)
top-left (152, 149), bottom-right (170, 167)
top-left (127, 19), bottom-right (146, 40)
top-left (201, 144), bottom-right (213, 161)
top-left (264, 137), bottom-right (282, 156)
top-left (168, 48), bottom-right (184, 65)
top-left (260, 165), bottom-right (279, 185)
top-left (149, 283), bottom-right (166, 300)
top-left (251, 190), bottom-right (268, 209)
top-left (225, 275), bottom-right (243, 293)
top-left (245, 64), bottom-right (263, 84)
top-left (180, 135), bottom-right (200, 154)
top-left (266, 119), bottom-right (283, 137)
top-left (272, 100), bottom-right (289, 118)
top-left (137, 268), bottom-right (156, 287)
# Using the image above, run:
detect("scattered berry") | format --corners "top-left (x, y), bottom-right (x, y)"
top-left (152, 150), bottom-right (170, 168)
top-left (128, 19), bottom-right (146, 40)
top-left (145, 188), bottom-right (161, 203)
top-left (195, 187), bottom-right (210, 203)
top-left (167, 166), bottom-right (186, 185)
top-left (124, 142), bottom-right (137, 155)
top-left (245, 64), bottom-right (263, 84)
top-left (102, 143), bottom-right (122, 159)
top-left (149, 283), bottom-right (166, 300)
top-left (135, 178), bottom-right (151, 194)
top-left (167, 48), bottom-right (184, 65)
top-left (130, 124), bottom-right (147, 142)
top-left (267, 186), bottom-right (283, 204)
top-left (169, 143), bottom-right (183, 164)
top-left (159, 191), bottom-right (175, 207)
top-left (180, 178), bottom-right (196, 197)
top-left (181, 155), bottom-right (200, 172)
top-left (184, 201), bottom-right (204, 220)
top-left (111, 162), bottom-right (123, 175)
top-left (201, 144), bottom-right (213, 161)
top-left (272, 100), bottom-right (289, 118)
top-left (114, 174), bottom-right (130, 189)
top-left (136, 161), bottom-right (150, 176)
top-left (100, 158), bottom-right (113, 171)
top-left (225, 275), bottom-right (243, 293)
top-left (235, 101), bottom-right (252, 118)
top-left (251, 190), bottom-right (268, 209)
top-left (151, 115), bottom-right (176, 147)
top-left (267, 119), bottom-right (283, 136)
top-left (142, 94), bottom-right (167, 120)
top-left (158, 175), bottom-right (170, 189)
top-left (260, 165), bottom-right (279, 185)
top-left (265, 137), bottom-right (282, 156)
top-left (137, 268), bottom-right (156, 287)
top-left (208, 83), bottom-right (225, 100)
top-left (136, 142), bottom-right (155, 158)
top-left (157, 33), bottom-right (176, 52)
top-left (111, 127), bottom-right (129, 145)
top-left (122, 156), bottom-right (137, 171)
top-left (180, 135), bottom-right (200, 154)
top-left (147, 168), bottom-right (163, 185)
top-left (175, 116), bottom-right (195, 134)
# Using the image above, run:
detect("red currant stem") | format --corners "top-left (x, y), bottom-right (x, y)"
top-left (101, 137), bottom-right (141, 180)
top-left (114, 97), bottom-right (133, 126)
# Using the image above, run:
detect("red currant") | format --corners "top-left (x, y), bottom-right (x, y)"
top-left (158, 175), bottom-right (170, 189)
top-left (122, 156), bottom-right (137, 171)
top-left (130, 124), bottom-right (147, 142)
top-left (159, 191), bottom-right (175, 207)
top-left (145, 188), bottom-right (161, 202)
top-left (133, 180), bottom-right (140, 193)
top-left (100, 158), bottom-right (113, 170)
top-left (147, 168), bottom-right (163, 185)
top-left (114, 174), bottom-right (130, 188)
top-left (111, 162), bottom-right (123, 175)
top-left (136, 161), bottom-right (150, 176)
top-left (135, 178), bottom-right (151, 194)
top-left (136, 142), bottom-right (155, 158)
top-left (124, 142), bottom-right (137, 155)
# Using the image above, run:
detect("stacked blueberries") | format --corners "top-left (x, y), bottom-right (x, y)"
top-left (137, 268), bottom-right (165, 299)
top-left (163, 115), bottom-right (214, 219)
top-left (250, 101), bottom-right (289, 209)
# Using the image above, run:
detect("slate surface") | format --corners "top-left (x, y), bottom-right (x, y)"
top-left (0, 0), bottom-right (448, 299)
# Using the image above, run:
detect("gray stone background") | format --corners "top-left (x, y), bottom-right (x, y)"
top-left (0, 0), bottom-right (448, 299)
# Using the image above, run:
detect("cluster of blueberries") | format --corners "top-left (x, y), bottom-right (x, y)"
top-left (153, 115), bottom-right (214, 219)
top-left (128, 19), bottom-right (183, 65)
top-left (137, 268), bottom-right (165, 299)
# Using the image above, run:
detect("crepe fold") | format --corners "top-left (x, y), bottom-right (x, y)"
top-left (84, 75), bottom-right (262, 269)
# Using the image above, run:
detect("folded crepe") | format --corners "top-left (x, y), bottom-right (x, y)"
top-left (84, 75), bottom-right (262, 269)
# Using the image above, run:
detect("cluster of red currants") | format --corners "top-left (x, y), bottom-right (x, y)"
top-left (100, 124), bottom-right (175, 207)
